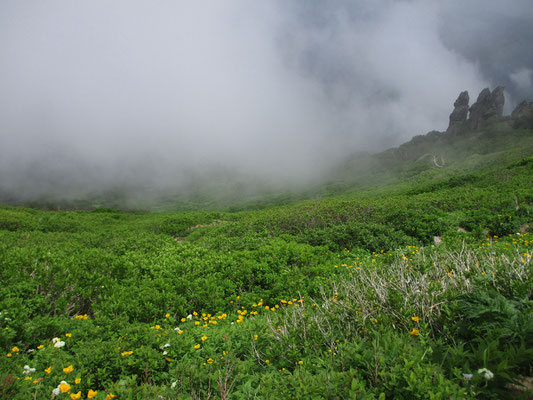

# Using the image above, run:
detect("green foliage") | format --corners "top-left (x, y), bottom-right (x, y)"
top-left (0, 150), bottom-right (532, 398)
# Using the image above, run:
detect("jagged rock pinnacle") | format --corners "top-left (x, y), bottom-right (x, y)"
top-left (447, 87), bottom-right (506, 135)
top-left (447, 91), bottom-right (469, 134)
top-left (468, 86), bottom-right (505, 130)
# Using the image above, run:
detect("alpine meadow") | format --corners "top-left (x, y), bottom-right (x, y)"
top-left (1, 2), bottom-right (533, 399)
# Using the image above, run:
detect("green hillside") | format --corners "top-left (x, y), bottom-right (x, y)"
top-left (1, 121), bottom-right (532, 398)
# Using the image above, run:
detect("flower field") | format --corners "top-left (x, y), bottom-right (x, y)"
top-left (1, 157), bottom-right (532, 399)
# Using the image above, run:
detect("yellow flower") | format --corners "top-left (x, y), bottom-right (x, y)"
top-left (70, 391), bottom-right (82, 399)
top-left (6, 353), bottom-right (11, 358)
top-left (193, 311), bottom-right (198, 316)
top-left (410, 328), bottom-right (420, 336)
top-left (45, 366), bottom-right (52, 374)
top-left (121, 351), bottom-right (133, 356)
top-left (60, 383), bottom-right (71, 393)
top-left (165, 313), bottom-right (170, 318)
top-left (105, 394), bottom-right (116, 400)
top-left (298, 360), bottom-right (303, 365)
top-left (265, 360), bottom-right (270, 365)
top-left (75, 378), bottom-right (81, 384)
top-left (194, 321), bottom-right (200, 326)
top-left (65, 333), bottom-right (72, 338)
top-left (201, 335), bottom-right (207, 342)
top-left (87, 389), bottom-right (98, 398)
top-left (194, 344), bottom-right (201, 349)
top-left (206, 358), bottom-right (213, 364)
top-left (181, 317), bottom-right (186, 322)
top-left (11, 346), bottom-right (19, 353)
top-left (411, 316), bottom-right (420, 322)
top-left (253, 335), bottom-right (258, 340)
top-left (37, 345), bottom-right (44, 350)
top-left (63, 365), bottom-right (74, 374)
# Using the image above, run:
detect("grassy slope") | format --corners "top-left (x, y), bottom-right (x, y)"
top-left (0, 126), bottom-right (532, 399)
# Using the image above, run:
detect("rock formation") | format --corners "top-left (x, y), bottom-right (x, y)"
top-left (512, 100), bottom-right (533, 117)
top-left (467, 86), bottom-right (505, 130)
top-left (511, 100), bottom-right (533, 129)
top-left (446, 86), bottom-right (508, 134)
top-left (447, 91), bottom-right (469, 134)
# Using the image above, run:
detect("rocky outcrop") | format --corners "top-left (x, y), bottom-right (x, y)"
top-left (446, 86), bottom-right (508, 135)
top-left (512, 100), bottom-right (533, 117)
top-left (468, 86), bottom-right (505, 130)
top-left (511, 100), bottom-right (533, 129)
top-left (447, 91), bottom-right (469, 134)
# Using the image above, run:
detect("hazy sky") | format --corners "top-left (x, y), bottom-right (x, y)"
top-left (1, 1), bottom-right (532, 200)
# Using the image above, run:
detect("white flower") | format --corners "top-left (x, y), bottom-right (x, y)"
top-left (186, 314), bottom-right (193, 320)
top-left (478, 368), bottom-right (494, 380)
top-left (171, 381), bottom-right (177, 389)
top-left (23, 365), bottom-right (36, 375)
top-left (54, 340), bottom-right (65, 348)
top-left (52, 382), bottom-right (68, 396)
top-left (52, 337), bottom-right (60, 343)
top-left (462, 373), bottom-right (473, 379)
top-left (162, 351), bottom-right (168, 356)
top-left (163, 343), bottom-right (170, 348)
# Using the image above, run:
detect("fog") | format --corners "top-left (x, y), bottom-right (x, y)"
top-left (1, 1), bottom-right (532, 205)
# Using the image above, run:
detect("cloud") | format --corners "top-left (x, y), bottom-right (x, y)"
top-left (276, 1), bottom-right (490, 147)
top-left (437, 0), bottom-right (533, 105)
top-left (510, 68), bottom-right (533, 91)
top-left (0, 1), bottom-right (530, 202)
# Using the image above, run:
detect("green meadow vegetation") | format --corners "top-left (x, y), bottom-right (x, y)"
top-left (1, 125), bottom-right (533, 399)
